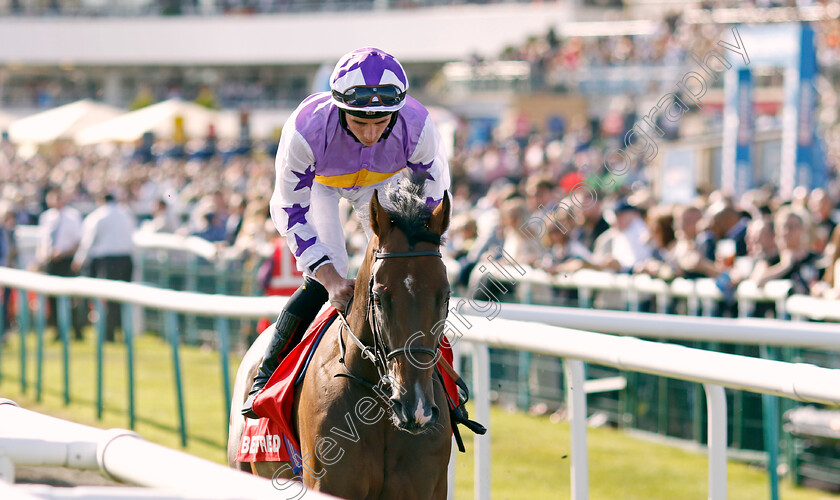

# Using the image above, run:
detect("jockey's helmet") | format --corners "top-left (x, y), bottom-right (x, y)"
top-left (330, 48), bottom-right (409, 118)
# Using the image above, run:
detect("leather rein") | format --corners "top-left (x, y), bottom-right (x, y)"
top-left (335, 250), bottom-right (443, 391)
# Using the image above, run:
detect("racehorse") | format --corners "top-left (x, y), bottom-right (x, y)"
top-left (229, 179), bottom-right (452, 499)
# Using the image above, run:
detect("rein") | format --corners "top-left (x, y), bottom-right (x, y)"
top-left (335, 250), bottom-right (443, 391)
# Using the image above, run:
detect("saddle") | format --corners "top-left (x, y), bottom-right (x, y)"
top-left (238, 308), bottom-right (486, 466)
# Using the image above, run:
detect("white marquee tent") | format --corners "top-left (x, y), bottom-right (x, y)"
top-left (8, 99), bottom-right (124, 144)
top-left (75, 99), bottom-right (238, 145)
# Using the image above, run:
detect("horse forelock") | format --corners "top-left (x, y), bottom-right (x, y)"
top-left (382, 173), bottom-right (444, 248)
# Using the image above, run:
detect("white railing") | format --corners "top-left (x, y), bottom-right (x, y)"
top-left (787, 295), bottom-right (840, 322)
top-left (3, 268), bottom-right (840, 500)
top-left (132, 231), bottom-right (222, 262)
top-left (0, 399), bottom-right (337, 500)
top-left (13, 226), bottom-right (271, 270)
top-left (467, 300), bottom-right (840, 349)
top-left (454, 315), bottom-right (840, 500)
top-left (472, 263), bottom-right (799, 319)
top-left (0, 267), bottom-right (286, 317)
top-left (16, 228), bottom-right (814, 322)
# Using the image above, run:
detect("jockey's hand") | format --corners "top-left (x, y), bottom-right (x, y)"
top-left (328, 278), bottom-right (356, 311)
top-left (315, 263), bottom-right (356, 311)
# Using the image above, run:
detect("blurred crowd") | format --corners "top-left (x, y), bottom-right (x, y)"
top-left (0, 140), bottom-right (278, 252)
top-left (445, 110), bottom-right (840, 315)
top-left (504, 7), bottom-right (840, 93)
top-left (2, 1), bottom-right (840, 326)
top-left (0, 0), bottom-right (531, 17)
top-left (6, 0), bottom-right (838, 17)
top-left (11, 4), bottom-right (840, 114)
top-left (0, 138), bottom-right (283, 336)
top-left (503, 15), bottom-right (710, 88)
top-left (449, 171), bottom-right (840, 314)
top-left (0, 116), bottom-right (838, 326)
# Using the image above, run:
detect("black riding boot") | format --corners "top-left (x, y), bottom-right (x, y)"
top-left (242, 276), bottom-right (328, 419)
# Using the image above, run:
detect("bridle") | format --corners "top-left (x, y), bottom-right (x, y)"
top-left (335, 249), bottom-right (444, 391)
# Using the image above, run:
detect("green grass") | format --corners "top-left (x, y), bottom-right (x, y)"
top-left (2, 328), bottom-right (839, 500)
top-left (0, 327), bottom-right (238, 463)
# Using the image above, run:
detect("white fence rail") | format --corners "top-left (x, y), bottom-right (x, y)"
top-left (467, 300), bottom-right (840, 348)
top-left (0, 399), bottom-right (336, 500)
top-left (473, 264), bottom-right (802, 319)
top-left (2, 268), bottom-right (840, 500)
top-left (455, 317), bottom-right (840, 500)
top-left (0, 267), bottom-right (287, 318)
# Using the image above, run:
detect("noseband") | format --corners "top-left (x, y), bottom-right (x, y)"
top-left (335, 249), bottom-right (443, 391)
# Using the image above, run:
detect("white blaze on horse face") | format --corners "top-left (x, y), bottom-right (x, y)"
top-left (403, 274), bottom-right (415, 297)
top-left (413, 381), bottom-right (432, 425)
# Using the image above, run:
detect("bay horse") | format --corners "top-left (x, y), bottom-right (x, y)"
top-left (229, 180), bottom-right (452, 499)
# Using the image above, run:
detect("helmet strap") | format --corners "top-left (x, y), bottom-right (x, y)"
top-left (343, 107), bottom-right (393, 119)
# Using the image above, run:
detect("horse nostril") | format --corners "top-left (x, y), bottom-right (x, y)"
top-left (430, 405), bottom-right (440, 424)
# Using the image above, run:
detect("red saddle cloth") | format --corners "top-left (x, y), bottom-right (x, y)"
top-left (236, 307), bottom-right (458, 464)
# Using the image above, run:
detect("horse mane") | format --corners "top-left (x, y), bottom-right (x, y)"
top-left (383, 173), bottom-right (443, 247)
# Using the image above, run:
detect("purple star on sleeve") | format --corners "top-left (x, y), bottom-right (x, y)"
top-left (293, 234), bottom-right (317, 257)
top-left (407, 162), bottom-right (435, 182)
top-left (292, 165), bottom-right (315, 191)
top-left (425, 196), bottom-right (440, 208)
top-left (283, 203), bottom-right (308, 230)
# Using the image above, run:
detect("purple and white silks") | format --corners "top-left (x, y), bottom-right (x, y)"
top-left (269, 92), bottom-right (451, 278)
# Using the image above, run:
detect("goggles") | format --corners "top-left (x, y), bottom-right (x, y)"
top-left (332, 85), bottom-right (406, 108)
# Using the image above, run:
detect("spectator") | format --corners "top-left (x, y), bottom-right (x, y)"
top-left (140, 199), bottom-right (180, 233)
top-left (808, 188), bottom-right (837, 254)
top-left (192, 212), bottom-right (228, 243)
top-left (447, 213), bottom-right (478, 262)
top-left (593, 199), bottom-right (652, 273)
top-left (212, 189), bottom-right (231, 226)
top-left (456, 181), bottom-right (515, 288)
top-left (468, 196), bottom-right (539, 301)
top-left (524, 176), bottom-right (557, 219)
top-left (72, 193), bottom-right (136, 342)
top-left (0, 206), bottom-right (9, 268)
top-left (539, 212), bottom-right (596, 275)
top-left (634, 205), bottom-right (677, 280)
top-left (753, 206), bottom-right (820, 295)
top-left (697, 200), bottom-right (750, 262)
top-left (812, 225), bottom-right (840, 300)
top-left (711, 217), bottom-right (781, 317)
top-left (225, 193), bottom-right (246, 245)
top-left (569, 195), bottom-right (609, 253)
top-left (730, 217), bottom-right (780, 285)
top-left (498, 197), bottom-right (544, 269)
top-left (0, 205), bottom-right (18, 331)
top-left (35, 187), bottom-right (84, 340)
top-left (673, 204), bottom-right (723, 279)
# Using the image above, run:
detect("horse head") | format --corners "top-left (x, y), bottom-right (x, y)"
top-left (362, 182), bottom-right (450, 435)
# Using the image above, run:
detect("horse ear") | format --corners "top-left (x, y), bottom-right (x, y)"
top-left (428, 191), bottom-right (450, 236)
top-left (370, 189), bottom-right (391, 237)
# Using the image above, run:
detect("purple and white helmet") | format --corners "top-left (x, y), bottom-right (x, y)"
top-left (330, 47), bottom-right (410, 114)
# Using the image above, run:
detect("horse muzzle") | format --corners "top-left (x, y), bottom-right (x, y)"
top-left (389, 397), bottom-right (440, 434)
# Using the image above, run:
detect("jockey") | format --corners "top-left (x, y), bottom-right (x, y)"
top-left (242, 47), bottom-right (451, 418)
